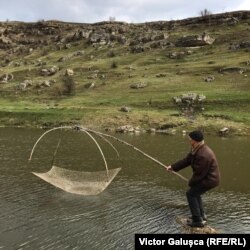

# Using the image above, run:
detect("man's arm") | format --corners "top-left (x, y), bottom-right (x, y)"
top-left (167, 153), bottom-right (192, 172)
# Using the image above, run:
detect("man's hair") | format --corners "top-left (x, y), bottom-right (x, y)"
top-left (189, 130), bottom-right (204, 142)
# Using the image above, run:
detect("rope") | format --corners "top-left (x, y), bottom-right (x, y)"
top-left (51, 128), bottom-right (63, 167)
top-left (83, 127), bottom-right (188, 182)
top-left (29, 126), bottom-right (71, 161)
top-left (29, 126), bottom-right (188, 183)
top-left (79, 128), bottom-right (110, 181)
top-left (29, 126), bottom-right (111, 182)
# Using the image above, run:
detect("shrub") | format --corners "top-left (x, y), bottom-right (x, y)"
top-left (111, 61), bottom-right (118, 68)
top-left (62, 76), bottom-right (75, 95)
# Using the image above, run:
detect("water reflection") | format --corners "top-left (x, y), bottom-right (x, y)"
top-left (0, 128), bottom-right (249, 249)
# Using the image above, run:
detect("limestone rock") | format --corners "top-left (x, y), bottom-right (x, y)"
top-left (203, 75), bottom-right (215, 82)
top-left (219, 127), bottom-right (229, 136)
top-left (120, 106), bottom-right (131, 112)
top-left (65, 69), bottom-right (74, 76)
top-left (219, 67), bottom-right (245, 74)
top-left (130, 82), bottom-right (147, 89)
top-left (41, 66), bottom-right (59, 76)
top-left (116, 125), bottom-right (134, 133)
top-left (176, 33), bottom-right (215, 47)
top-left (0, 73), bottom-right (14, 83)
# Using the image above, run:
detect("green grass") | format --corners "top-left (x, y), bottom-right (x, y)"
top-left (0, 16), bottom-right (250, 134)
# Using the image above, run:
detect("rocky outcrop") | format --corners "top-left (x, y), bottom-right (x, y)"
top-left (0, 11), bottom-right (248, 57)
top-left (203, 75), bottom-right (215, 82)
top-left (219, 67), bottom-right (246, 74)
top-left (16, 80), bottom-right (33, 90)
top-left (40, 66), bottom-right (59, 76)
top-left (120, 106), bottom-right (131, 112)
top-left (176, 33), bottom-right (215, 47)
top-left (229, 41), bottom-right (250, 50)
top-left (130, 46), bottom-right (144, 53)
top-left (65, 69), bottom-right (74, 76)
top-left (115, 125), bottom-right (141, 133)
top-left (36, 80), bottom-right (56, 88)
top-left (0, 73), bottom-right (14, 83)
top-left (239, 41), bottom-right (250, 48)
top-left (130, 82), bottom-right (147, 89)
top-left (173, 93), bottom-right (206, 104)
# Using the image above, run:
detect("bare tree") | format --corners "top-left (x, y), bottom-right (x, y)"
top-left (200, 8), bottom-right (212, 17)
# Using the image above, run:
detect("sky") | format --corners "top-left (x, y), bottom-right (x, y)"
top-left (0, 0), bottom-right (249, 23)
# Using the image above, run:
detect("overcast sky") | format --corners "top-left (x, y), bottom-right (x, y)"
top-left (0, 0), bottom-right (249, 23)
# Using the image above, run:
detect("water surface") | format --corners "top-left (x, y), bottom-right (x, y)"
top-left (0, 128), bottom-right (249, 249)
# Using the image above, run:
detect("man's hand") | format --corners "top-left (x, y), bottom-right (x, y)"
top-left (165, 165), bottom-right (173, 171)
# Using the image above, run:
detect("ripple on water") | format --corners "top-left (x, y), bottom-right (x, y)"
top-left (0, 128), bottom-right (250, 249)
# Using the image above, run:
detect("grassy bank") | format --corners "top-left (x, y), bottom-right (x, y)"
top-left (0, 14), bottom-right (249, 135)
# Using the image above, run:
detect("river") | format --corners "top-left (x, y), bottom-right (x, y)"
top-left (0, 128), bottom-right (249, 249)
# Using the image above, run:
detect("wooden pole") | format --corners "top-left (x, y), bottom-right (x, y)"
top-left (83, 127), bottom-right (188, 182)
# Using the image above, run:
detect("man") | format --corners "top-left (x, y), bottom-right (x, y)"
top-left (166, 130), bottom-right (220, 227)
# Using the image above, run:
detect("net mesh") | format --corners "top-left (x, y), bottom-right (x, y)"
top-left (33, 166), bottom-right (121, 195)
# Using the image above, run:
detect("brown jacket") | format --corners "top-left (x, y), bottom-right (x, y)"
top-left (171, 144), bottom-right (220, 188)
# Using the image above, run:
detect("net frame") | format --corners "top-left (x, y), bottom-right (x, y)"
top-left (29, 126), bottom-right (121, 195)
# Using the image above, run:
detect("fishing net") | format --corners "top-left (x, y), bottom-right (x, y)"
top-left (33, 166), bottom-right (121, 195)
top-left (29, 126), bottom-right (122, 195)
top-left (29, 126), bottom-right (187, 196)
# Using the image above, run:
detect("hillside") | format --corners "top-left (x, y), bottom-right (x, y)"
top-left (0, 11), bottom-right (250, 135)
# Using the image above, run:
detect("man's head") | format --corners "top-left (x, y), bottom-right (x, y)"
top-left (188, 130), bottom-right (204, 146)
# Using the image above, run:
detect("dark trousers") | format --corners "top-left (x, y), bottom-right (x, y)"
top-left (186, 186), bottom-right (211, 222)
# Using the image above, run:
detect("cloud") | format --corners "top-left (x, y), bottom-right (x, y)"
top-left (234, 0), bottom-right (250, 11)
top-left (0, 0), bottom-right (249, 23)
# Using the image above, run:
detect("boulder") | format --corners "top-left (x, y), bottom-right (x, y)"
top-left (0, 73), bottom-right (14, 83)
top-left (239, 41), bottom-right (250, 48)
top-left (42, 80), bottom-right (51, 87)
top-left (130, 46), bottom-right (144, 53)
top-left (120, 106), bottom-right (131, 112)
top-left (49, 66), bottom-right (59, 75)
top-left (219, 127), bottom-right (229, 136)
top-left (24, 80), bottom-right (33, 87)
top-left (87, 73), bottom-right (98, 79)
top-left (65, 69), bottom-right (74, 76)
top-left (203, 75), bottom-right (215, 82)
top-left (130, 82), bottom-right (147, 89)
top-left (173, 93), bottom-right (206, 104)
top-left (226, 17), bottom-right (239, 26)
top-left (156, 73), bottom-right (167, 78)
top-left (219, 67), bottom-right (245, 74)
top-left (116, 125), bottom-right (134, 133)
top-left (16, 80), bottom-right (32, 90)
top-left (16, 82), bottom-right (27, 91)
top-left (148, 128), bottom-right (156, 133)
top-left (229, 41), bottom-right (250, 50)
top-left (36, 80), bottom-right (54, 88)
top-left (84, 82), bottom-right (95, 89)
top-left (40, 69), bottom-right (49, 76)
top-left (176, 33), bottom-right (215, 47)
top-left (41, 66), bottom-right (59, 76)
